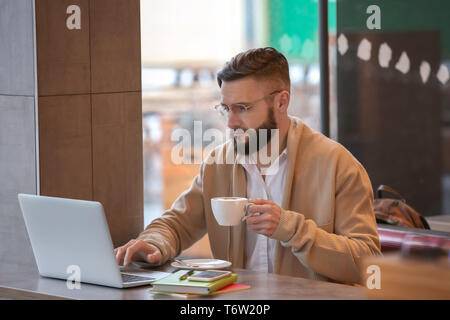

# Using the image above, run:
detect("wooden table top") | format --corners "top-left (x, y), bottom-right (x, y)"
top-left (0, 261), bottom-right (366, 300)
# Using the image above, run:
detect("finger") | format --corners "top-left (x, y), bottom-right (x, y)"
top-left (247, 214), bottom-right (277, 230)
top-left (249, 198), bottom-right (273, 205)
top-left (247, 219), bottom-right (262, 229)
top-left (245, 214), bottom-right (264, 225)
top-left (248, 204), bottom-right (272, 214)
top-left (146, 251), bottom-right (162, 264)
top-left (246, 214), bottom-right (268, 226)
top-left (115, 248), bottom-right (123, 264)
top-left (137, 241), bottom-right (158, 260)
top-left (248, 223), bottom-right (273, 236)
top-left (123, 241), bottom-right (142, 267)
top-left (115, 239), bottom-right (136, 264)
top-left (115, 246), bottom-right (129, 264)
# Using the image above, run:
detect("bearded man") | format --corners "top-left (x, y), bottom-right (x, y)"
top-left (115, 47), bottom-right (381, 284)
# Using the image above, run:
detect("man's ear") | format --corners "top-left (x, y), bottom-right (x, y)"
top-left (277, 90), bottom-right (290, 113)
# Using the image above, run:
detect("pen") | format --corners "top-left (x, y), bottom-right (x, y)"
top-left (179, 270), bottom-right (194, 280)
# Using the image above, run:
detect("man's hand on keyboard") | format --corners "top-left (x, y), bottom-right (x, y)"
top-left (114, 239), bottom-right (162, 267)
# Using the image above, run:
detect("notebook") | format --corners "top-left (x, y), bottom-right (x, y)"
top-left (150, 270), bottom-right (238, 295)
top-left (149, 283), bottom-right (251, 299)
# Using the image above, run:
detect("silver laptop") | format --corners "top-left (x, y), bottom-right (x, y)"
top-left (18, 193), bottom-right (162, 288)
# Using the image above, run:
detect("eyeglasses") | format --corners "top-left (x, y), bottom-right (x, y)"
top-left (214, 90), bottom-right (283, 117)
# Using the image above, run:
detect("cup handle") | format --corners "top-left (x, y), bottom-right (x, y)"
top-left (241, 202), bottom-right (254, 222)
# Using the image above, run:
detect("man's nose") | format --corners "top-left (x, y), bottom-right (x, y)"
top-left (227, 109), bottom-right (243, 129)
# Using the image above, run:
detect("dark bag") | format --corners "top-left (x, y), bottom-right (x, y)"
top-left (373, 185), bottom-right (430, 229)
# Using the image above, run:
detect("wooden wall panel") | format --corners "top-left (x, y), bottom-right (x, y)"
top-left (90, 0), bottom-right (141, 93)
top-left (38, 95), bottom-right (93, 200)
top-left (35, 0), bottom-right (143, 247)
top-left (92, 92), bottom-right (143, 247)
top-left (35, 0), bottom-right (90, 96)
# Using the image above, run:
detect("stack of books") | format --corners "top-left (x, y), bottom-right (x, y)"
top-left (149, 270), bottom-right (250, 298)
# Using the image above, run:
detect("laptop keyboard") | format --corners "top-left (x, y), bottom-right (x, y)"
top-left (121, 273), bottom-right (155, 283)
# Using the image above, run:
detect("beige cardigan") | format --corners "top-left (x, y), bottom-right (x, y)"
top-left (137, 116), bottom-right (381, 284)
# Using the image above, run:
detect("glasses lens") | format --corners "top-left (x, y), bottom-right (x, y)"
top-left (215, 104), bottom-right (249, 117)
top-left (215, 104), bottom-right (229, 117)
top-left (235, 105), bottom-right (247, 113)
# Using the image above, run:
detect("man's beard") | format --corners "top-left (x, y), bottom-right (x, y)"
top-left (233, 107), bottom-right (278, 155)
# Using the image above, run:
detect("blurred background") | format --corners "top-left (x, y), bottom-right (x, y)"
top-left (139, 0), bottom-right (450, 257)
top-left (141, 0), bottom-right (336, 224)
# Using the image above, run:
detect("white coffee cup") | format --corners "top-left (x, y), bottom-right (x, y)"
top-left (211, 197), bottom-right (253, 226)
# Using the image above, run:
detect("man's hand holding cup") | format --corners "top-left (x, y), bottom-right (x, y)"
top-left (210, 197), bottom-right (281, 237)
top-left (245, 198), bottom-right (281, 237)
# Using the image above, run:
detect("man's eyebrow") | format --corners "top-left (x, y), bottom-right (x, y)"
top-left (220, 100), bottom-right (250, 105)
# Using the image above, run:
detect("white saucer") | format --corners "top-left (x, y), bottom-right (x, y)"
top-left (171, 259), bottom-right (232, 270)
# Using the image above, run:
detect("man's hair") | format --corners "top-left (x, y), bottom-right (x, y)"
top-left (216, 47), bottom-right (290, 91)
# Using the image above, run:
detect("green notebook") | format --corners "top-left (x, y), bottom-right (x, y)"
top-left (150, 270), bottom-right (238, 295)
